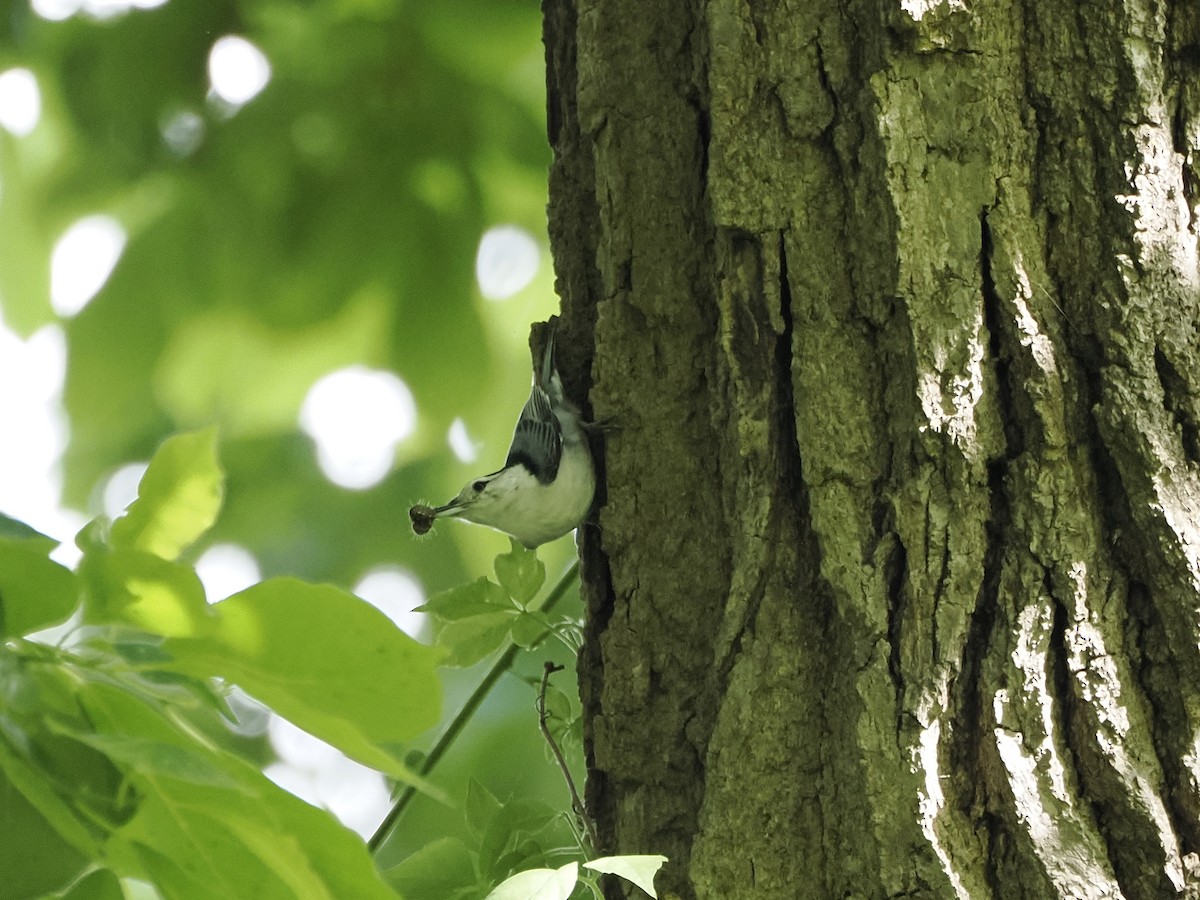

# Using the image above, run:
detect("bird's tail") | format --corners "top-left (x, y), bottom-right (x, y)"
top-left (538, 322), bottom-right (557, 388)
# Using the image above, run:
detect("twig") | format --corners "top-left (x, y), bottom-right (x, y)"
top-left (368, 559), bottom-right (581, 853)
top-left (537, 660), bottom-right (599, 854)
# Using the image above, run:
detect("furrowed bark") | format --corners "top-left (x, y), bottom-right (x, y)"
top-left (544, 1), bottom-right (1200, 897)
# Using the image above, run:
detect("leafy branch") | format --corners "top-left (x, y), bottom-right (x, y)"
top-left (379, 543), bottom-right (669, 899)
top-left (0, 430), bottom-right (662, 898)
top-left (0, 430), bottom-right (436, 898)
top-left (368, 557), bottom-right (580, 853)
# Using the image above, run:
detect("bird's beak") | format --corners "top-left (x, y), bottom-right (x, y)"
top-left (429, 501), bottom-right (465, 518)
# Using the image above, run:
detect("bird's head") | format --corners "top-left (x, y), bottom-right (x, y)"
top-left (427, 466), bottom-right (526, 531)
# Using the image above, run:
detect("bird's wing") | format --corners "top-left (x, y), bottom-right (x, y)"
top-left (505, 381), bottom-right (562, 483)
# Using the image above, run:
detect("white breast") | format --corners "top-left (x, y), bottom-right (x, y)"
top-left (464, 440), bottom-right (596, 548)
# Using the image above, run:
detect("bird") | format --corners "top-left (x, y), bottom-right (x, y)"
top-left (410, 325), bottom-right (595, 548)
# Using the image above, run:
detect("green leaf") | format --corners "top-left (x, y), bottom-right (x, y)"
top-left (79, 549), bottom-right (211, 637)
top-left (165, 578), bottom-right (442, 784)
top-left (0, 512), bottom-right (53, 544)
top-left (509, 612), bottom-right (550, 650)
top-left (484, 863), bottom-right (577, 900)
top-left (0, 701), bottom-right (101, 862)
top-left (464, 778), bottom-right (502, 842)
top-left (57, 870), bottom-right (125, 900)
top-left (436, 612), bottom-right (517, 668)
top-left (540, 684), bottom-right (573, 726)
top-left (478, 798), bottom-right (557, 880)
top-left (106, 633), bottom-right (176, 668)
top-left (110, 429), bottom-right (223, 561)
top-left (5, 666), bottom-right (144, 835)
top-left (0, 766), bottom-right (89, 899)
top-left (494, 540), bottom-right (545, 606)
top-left (419, 577), bottom-right (513, 620)
top-left (492, 846), bottom-right (550, 887)
top-left (109, 778), bottom-right (400, 900)
top-left (73, 518), bottom-right (109, 557)
top-left (383, 837), bottom-right (478, 898)
top-left (583, 855), bottom-right (668, 898)
top-left (493, 798), bottom-right (558, 839)
top-left (0, 539), bottom-right (78, 638)
top-left (54, 869), bottom-right (126, 900)
top-left (61, 732), bottom-right (241, 789)
top-left (419, 575), bottom-right (527, 664)
top-left (60, 675), bottom-right (400, 899)
top-left (70, 676), bottom-right (217, 759)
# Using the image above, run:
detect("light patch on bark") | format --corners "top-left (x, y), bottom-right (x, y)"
top-left (992, 722), bottom-right (1124, 898)
top-left (916, 718), bottom-right (973, 900)
top-left (914, 306), bottom-right (990, 459)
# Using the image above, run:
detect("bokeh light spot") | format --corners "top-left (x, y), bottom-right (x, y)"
top-left (50, 215), bottom-right (127, 317)
top-left (102, 462), bottom-right (148, 520)
top-left (265, 714), bottom-right (390, 838)
top-left (299, 367), bottom-right (416, 490)
top-left (354, 566), bottom-right (428, 640)
top-left (0, 318), bottom-right (83, 564)
top-left (32, 0), bottom-right (169, 20)
top-left (448, 416), bottom-right (479, 463)
top-left (196, 543), bottom-right (261, 603)
top-left (475, 225), bottom-right (540, 300)
top-left (30, 0), bottom-right (80, 21)
top-left (0, 68), bottom-right (41, 136)
top-left (160, 108), bottom-right (204, 156)
top-left (208, 35), bottom-right (271, 107)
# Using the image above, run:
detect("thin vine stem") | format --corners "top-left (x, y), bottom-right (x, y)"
top-left (367, 558), bottom-right (581, 854)
top-left (537, 661), bottom-right (598, 853)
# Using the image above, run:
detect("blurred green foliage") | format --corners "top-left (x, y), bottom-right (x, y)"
top-left (1, 0), bottom-right (574, 584)
top-left (1, 0), bottom-right (590, 894)
top-left (2, 430), bottom-right (442, 897)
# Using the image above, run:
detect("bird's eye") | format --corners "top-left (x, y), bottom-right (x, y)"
top-left (472, 480), bottom-right (486, 492)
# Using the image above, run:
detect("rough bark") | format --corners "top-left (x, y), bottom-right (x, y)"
top-left (543, 1), bottom-right (1200, 897)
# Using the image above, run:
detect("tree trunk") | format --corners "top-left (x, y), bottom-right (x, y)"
top-left (543, 1), bottom-right (1200, 897)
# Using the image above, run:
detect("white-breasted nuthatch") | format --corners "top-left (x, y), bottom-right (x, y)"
top-left (410, 326), bottom-right (595, 548)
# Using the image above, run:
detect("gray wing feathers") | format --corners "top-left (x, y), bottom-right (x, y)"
top-left (505, 383), bottom-right (562, 483)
